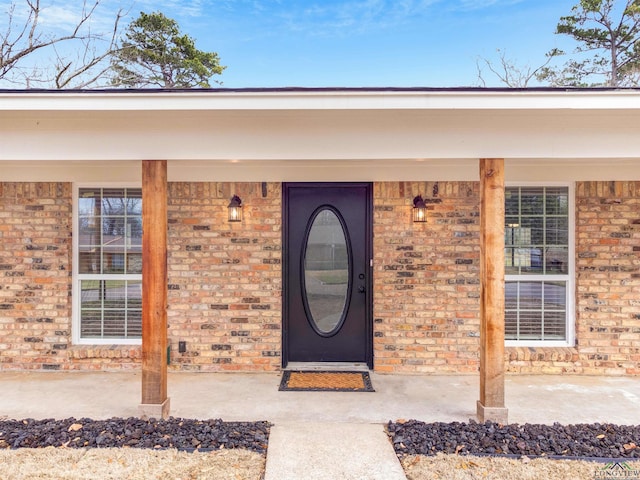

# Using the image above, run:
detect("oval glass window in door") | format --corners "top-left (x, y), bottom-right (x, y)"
top-left (303, 208), bottom-right (351, 335)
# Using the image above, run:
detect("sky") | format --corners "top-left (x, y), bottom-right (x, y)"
top-left (2, 0), bottom-right (582, 88)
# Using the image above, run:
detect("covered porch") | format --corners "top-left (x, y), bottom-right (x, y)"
top-left (2, 88), bottom-right (640, 424)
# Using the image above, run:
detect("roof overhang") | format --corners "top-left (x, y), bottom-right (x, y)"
top-left (1, 88), bottom-right (639, 181)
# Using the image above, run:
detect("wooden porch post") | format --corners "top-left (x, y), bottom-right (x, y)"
top-left (477, 158), bottom-right (508, 423)
top-left (139, 160), bottom-right (170, 419)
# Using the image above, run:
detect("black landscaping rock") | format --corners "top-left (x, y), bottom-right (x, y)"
top-left (387, 420), bottom-right (640, 459)
top-left (0, 417), bottom-right (270, 454)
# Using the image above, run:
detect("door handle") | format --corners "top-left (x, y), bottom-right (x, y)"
top-left (358, 285), bottom-right (366, 293)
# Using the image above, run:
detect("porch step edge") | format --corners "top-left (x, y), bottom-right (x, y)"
top-left (285, 362), bottom-right (369, 372)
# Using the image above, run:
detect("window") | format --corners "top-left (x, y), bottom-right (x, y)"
top-left (74, 187), bottom-right (142, 343)
top-left (505, 186), bottom-right (573, 345)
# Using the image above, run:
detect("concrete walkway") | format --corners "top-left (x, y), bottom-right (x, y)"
top-left (264, 423), bottom-right (406, 480)
top-left (1, 372), bottom-right (639, 479)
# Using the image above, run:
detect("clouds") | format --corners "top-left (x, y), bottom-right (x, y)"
top-left (131, 0), bottom-right (207, 17)
top-left (210, 0), bottom-right (524, 37)
top-left (259, 0), bottom-right (439, 36)
top-left (0, 0), bottom-right (526, 39)
top-left (39, 4), bottom-right (86, 28)
top-left (0, 0), bottom-right (125, 35)
top-left (2, 0), bottom-right (519, 36)
top-left (0, 0), bottom-right (211, 31)
top-left (455, 0), bottom-right (524, 11)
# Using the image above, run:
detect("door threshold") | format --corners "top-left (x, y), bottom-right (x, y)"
top-left (285, 362), bottom-right (369, 372)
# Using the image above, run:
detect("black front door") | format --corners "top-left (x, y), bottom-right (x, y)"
top-left (283, 183), bottom-right (372, 367)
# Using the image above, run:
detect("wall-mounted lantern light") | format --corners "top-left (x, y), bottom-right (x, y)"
top-left (413, 195), bottom-right (427, 223)
top-left (228, 195), bottom-right (243, 222)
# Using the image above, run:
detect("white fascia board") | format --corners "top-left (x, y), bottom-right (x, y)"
top-left (2, 89), bottom-right (640, 112)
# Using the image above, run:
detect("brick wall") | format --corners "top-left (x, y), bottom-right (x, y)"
top-left (0, 181), bottom-right (282, 372)
top-left (576, 181), bottom-right (640, 375)
top-left (166, 182), bottom-right (282, 372)
top-left (373, 182), bottom-right (481, 374)
top-left (1, 179), bottom-right (638, 375)
top-left (0, 183), bottom-right (72, 370)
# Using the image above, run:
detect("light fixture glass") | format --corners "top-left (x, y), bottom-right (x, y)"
top-left (228, 195), bottom-right (243, 222)
top-left (413, 195), bottom-right (427, 223)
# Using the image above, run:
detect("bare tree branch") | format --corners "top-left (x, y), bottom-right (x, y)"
top-left (476, 49), bottom-right (558, 88)
top-left (53, 8), bottom-right (125, 89)
top-left (1, 0), bottom-right (123, 88)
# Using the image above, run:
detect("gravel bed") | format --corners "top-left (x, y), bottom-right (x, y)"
top-left (0, 417), bottom-right (270, 453)
top-left (388, 420), bottom-right (640, 459)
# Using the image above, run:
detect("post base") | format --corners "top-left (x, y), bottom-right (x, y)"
top-left (476, 401), bottom-right (508, 424)
top-left (138, 398), bottom-right (171, 420)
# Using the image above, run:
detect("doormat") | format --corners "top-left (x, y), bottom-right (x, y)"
top-left (278, 371), bottom-right (374, 392)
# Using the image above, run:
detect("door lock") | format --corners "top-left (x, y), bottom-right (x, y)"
top-left (358, 285), bottom-right (366, 293)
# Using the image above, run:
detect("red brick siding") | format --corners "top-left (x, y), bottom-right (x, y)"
top-left (1, 180), bottom-right (639, 375)
top-left (575, 181), bottom-right (640, 374)
top-left (166, 182), bottom-right (282, 372)
top-left (373, 182), bottom-right (481, 373)
top-left (0, 183), bottom-right (72, 370)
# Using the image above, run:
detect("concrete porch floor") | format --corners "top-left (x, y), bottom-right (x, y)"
top-left (0, 371), bottom-right (638, 425)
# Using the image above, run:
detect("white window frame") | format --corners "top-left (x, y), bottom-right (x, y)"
top-left (72, 183), bottom-right (142, 345)
top-left (504, 182), bottom-right (575, 348)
